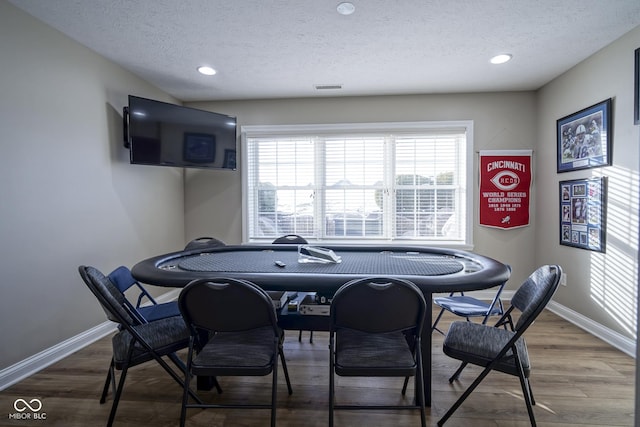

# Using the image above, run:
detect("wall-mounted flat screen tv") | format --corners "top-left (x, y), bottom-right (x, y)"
top-left (124, 95), bottom-right (237, 170)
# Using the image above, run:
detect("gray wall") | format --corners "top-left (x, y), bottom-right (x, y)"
top-left (185, 92), bottom-right (539, 292)
top-left (0, 2), bottom-right (186, 369)
top-left (536, 26), bottom-right (640, 337)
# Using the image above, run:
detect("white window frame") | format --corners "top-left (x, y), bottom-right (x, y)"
top-left (241, 121), bottom-right (474, 248)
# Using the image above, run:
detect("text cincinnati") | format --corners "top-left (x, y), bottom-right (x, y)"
top-left (486, 160), bottom-right (526, 172)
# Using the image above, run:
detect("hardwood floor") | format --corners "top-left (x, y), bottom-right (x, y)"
top-left (0, 309), bottom-right (634, 426)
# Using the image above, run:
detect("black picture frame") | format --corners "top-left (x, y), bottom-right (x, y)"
top-left (634, 47), bottom-right (640, 125)
top-left (557, 98), bottom-right (612, 173)
top-left (183, 133), bottom-right (216, 163)
top-left (223, 149), bottom-right (236, 169)
top-left (559, 177), bottom-right (606, 253)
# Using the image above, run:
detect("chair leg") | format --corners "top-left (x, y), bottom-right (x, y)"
top-left (107, 364), bottom-right (129, 427)
top-left (298, 330), bottom-right (313, 343)
top-left (448, 361), bottom-right (468, 383)
top-left (438, 363), bottom-right (494, 426)
top-left (518, 375), bottom-right (537, 427)
top-left (415, 348), bottom-right (427, 427)
top-left (180, 354), bottom-right (192, 427)
top-left (526, 378), bottom-right (536, 405)
top-left (160, 353), bottom-right (203, 404)
top-left (167, 351), bottom-right (187, 371)
top-left (514, 357), bottom-right (537, 426)
top-left (271, 356), bottom-right (278, 427)
top-left (403, 332), bottom-right (419, 395)
top-left (401, 376), bottom-right (410, 395)
top-left (431, 307), bottom-right (447, 335)
top-left (279, 347), bottom-right (293, 395)
top-left (100, 358), bottom-right (115, 404)
top-left (169, 352), bottom-right (222, 395)
top-left (329, 341), bottom-right (335, 427)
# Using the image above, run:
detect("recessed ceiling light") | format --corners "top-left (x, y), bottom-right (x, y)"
top-left (197, 66), bottom-right (216, 76)
top-left (490, 54), bottom-right (512, 65)
top-left (337, 2), bottom-right (355, 15)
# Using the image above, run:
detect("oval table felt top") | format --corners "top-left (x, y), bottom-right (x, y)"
top-left (132, 244), bottom-right (510, 294)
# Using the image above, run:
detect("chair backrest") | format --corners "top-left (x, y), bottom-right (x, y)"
top-left (330, 277), bottom-right (426, 335)
top-left (108, 265), bottom-right (139, 293)
top-left (108, 265), bottom-right (157, 308)
top-left (179, 278), bottom-right (278, 334)
top-left (509, 264), bottom-right (562, 332)
top-left (184, 236), bottom-right (226, 251)
top-left (272, 234), bottom-right (308, 244)
top-left (78, 265), bottom-right (138, 326)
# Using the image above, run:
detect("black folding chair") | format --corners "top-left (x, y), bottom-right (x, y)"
top-left (329, 277), bottom-right (427, 427)
top-left (437, 265), bottom-right (562, 426)
top-left (93, 265), bottom-right (184, 402)
top-left (184, 236), bottom-right (226, 251)
top-left (78, 265), bottom-right (207, 427)
top-left (178, 277), bottom-right (293, 427)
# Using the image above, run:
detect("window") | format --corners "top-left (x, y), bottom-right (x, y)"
top-left (242, 121), bottom-right (473, 246)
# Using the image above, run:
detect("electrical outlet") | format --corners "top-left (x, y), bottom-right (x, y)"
top-left (560, 273), bottom-right (567, 286)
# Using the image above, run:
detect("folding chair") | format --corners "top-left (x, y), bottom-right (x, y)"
top-left (329, 277), bottom-right (427, 427)
top-left (78, 265), bottom-right (207, 427)
top-left (184, 236), bottom-right (226, 251)
top-left (272, 234), bottom-right (307, 245)
top-left (95, 265), bottom-right (183, 400)
top-left (108, 265), bottom-right (180, 322)
top-left (178, 277), bottom-right (293, 427)
top-left (437, 265), bottom-right (562, 426)
top-left (431, 265), bottom-right (511, 334)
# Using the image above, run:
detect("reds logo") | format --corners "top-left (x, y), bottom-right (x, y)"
top-left (490, 171), bottom-right (520, 191)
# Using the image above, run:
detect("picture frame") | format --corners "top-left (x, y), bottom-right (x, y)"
top-left (557, 98), bottom-right (612, 173)
top-left (559, 177), bottom-right (606, 252)
top-left (635, 47), bottom-right (639, 125)
top-left (223, 149), bottom-right (236, 169)
top-left (183, 133), bottom-right (216, 163)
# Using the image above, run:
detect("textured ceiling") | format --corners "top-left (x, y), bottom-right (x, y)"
top-left (9, 0), bottom-right (640, 102)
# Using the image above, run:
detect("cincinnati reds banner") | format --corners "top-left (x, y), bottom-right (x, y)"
top-left (479, 150), bottom-right (532, 229)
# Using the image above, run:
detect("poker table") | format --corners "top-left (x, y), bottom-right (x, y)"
top-left (132, 244), bottom-right (511, 405)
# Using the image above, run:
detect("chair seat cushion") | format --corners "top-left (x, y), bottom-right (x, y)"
top-left (112, 316), bottom-right (190, 368)
top-left (335, 329), bottom-right (416, 376)
top-left (443, 321), bottom-right (530, 377)
top-left (138, 301), bottom-right (181, 322)
top-left (434, 295), bottom-right (502, 317)
top-left (191, 326), bottom-right (278, 376)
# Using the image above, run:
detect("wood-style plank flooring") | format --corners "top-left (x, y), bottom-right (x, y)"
top-left (0, 309), bottom-right (635, 426)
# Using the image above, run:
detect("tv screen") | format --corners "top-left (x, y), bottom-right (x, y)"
top-left (124, 95), bottom-right (237, 170)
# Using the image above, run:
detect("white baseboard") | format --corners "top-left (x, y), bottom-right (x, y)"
top-left (0, 288), bottom-right (180, 391)
top-left (0, 321), bottom-right (117, 391)
top-left (1, 289), bottom-right (634, 391)
top-left (546, 300), bottom-right (636, 357)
